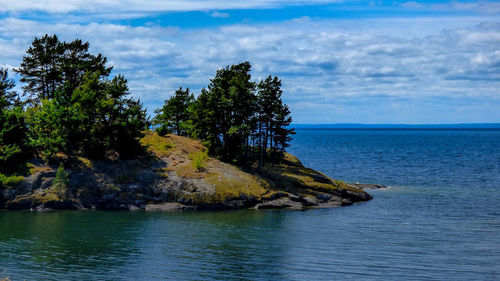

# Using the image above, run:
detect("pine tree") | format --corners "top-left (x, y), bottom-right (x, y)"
top-left (272, 103), bottom-right (295, 160)
top-left (17, 35), bottom-right (148, 161)
top-left (153, 87), bottom-right (194, 136)
top-left (0, 68), bottom-right (30, 173)
top-left (15, 34), bottom-right (112, 103)
top-left (185, 63), bottom-right (295, 166)
top-left (202, 62), bottom-right (256, 162)
top-left (257, 75), bottom-right (296, 165)
top-left (0, 68), bottom-right (17, 107)
top-left (15, 34), bottom-right (64, 101)
top-left (61, 39), bottom-right (112, 91)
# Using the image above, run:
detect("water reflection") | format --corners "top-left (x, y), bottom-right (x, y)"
top-left (0, 210), bottom-right (294, 280)
top-left (123, 210), bottom-right (292, 280)
top-left (0, 211), bottom-right (148, 279)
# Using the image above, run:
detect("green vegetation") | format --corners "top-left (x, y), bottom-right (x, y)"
top-left (0, 174), bottom-right (24, 187)
top-left (1, 35), bottom-right (293, 177)
top-left (140, 131), bottom-right (176, 157)
top-left (0, 34), bottom-right (373, 211)
top-left (0, 34), bottom-right (298, 204)
top-left (15, 34), bottom-right (148, 161)
top-left (0, 68), bottom-right (31, 181)
top-left (153, 87), bottom-right (194, 136)
top-left (154, 62), bottom-right (295, 167)
top-left (192, 150), bottom-right (208, 171)
top-left (53, 163), bottom-right (69, 193)
top-left (1, 34), bottom-right (149, 190)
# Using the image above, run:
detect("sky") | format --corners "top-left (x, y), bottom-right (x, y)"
top-left (0, 0), bottom-right (499, 124)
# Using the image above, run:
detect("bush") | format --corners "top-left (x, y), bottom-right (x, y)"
top-left (193, 150), bottom-right (208, 171)
top-left (0, 173), bottom-right (24, 188)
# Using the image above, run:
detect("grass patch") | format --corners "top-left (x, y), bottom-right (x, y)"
top-left (205, 171), bottom-right (267, 201)
top-left (140, 131), bottom-right (176, 157)
top-left (176, 163), bottom-right (206, 179)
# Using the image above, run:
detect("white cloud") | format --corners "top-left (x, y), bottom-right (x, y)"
top-left (401, 1), bottom-right (500, 15)
top-left (0, 16), bottom-right (499, 123)
top-left (0, 0), bottom-right (342, 13)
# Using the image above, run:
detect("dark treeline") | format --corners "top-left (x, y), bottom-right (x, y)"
top-left (1, 34), bottom-right (294, 184)
top-left (0, 34), bottom-right (149, 184)
top-left (153, 62), bottom-right (295, 167)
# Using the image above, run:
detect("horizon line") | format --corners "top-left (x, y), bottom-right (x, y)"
top-left (291, 123), bottom-right (500, 129)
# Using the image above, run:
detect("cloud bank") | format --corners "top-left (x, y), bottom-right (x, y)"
top-left (0, 11), bottom-right (499, 123)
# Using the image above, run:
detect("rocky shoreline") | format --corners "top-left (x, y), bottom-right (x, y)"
top-left (0, 133), bottom-right (374, 212)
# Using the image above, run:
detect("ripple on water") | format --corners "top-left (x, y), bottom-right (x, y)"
top-left (1, 129), bottom-right (500, 280)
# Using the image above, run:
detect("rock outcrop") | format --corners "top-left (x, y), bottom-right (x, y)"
top-left (0, 132), bottom-right (372, 211)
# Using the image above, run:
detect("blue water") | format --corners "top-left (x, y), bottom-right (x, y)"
top-left (1, 129), bottom-right (499, 280)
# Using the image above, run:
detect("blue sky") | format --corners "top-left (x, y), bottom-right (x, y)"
top-left (0, 0), bottom-right (499, 124)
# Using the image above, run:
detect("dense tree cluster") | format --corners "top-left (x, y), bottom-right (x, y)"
top-left (0, 68), bottom-right (30, 174)
top-left (17, 34), bottom-right (148, 160)
top-left (154, 62), bottom-right (294, 167)
top-left (153, 87), bottom-right (194, 136)
top-left (0, 34), bottom-right (148, 180)
top-left (1, 34), bottom-right (295, 183)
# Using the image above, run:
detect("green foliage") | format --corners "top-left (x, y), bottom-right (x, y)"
top-left (180, 62), bottom-right (294, 166)
top-left (153, 87), bottom-right (194, 136)
top-left (53, 163), bottom-right (69, 193)
top-left (140, 131), bottom-right (176, 157)
top-left (0, 68), bottom-right (31, 173)
top-left (17, 34), bottom-right (149, 161)
top-left (193, 149), bottom-right (208, 171)
top-left (0, 173), bottom-right (24, 188)
top-left (67, 72), bottom-right (149, 158)
top-left (190, 62), bottom-right (257, 163)
top-left (0, 68), bottom-right (17, 107)
top-left (257, 75), bottom-right (295, 166)
top-left (4, 33), bottom-right (293, 174)
top-left (15, 34), bottom-right (111, 102)
top-left (24, 99), bottom-right (67, 160)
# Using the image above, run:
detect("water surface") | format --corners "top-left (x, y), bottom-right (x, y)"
top-left (1, 129), bottom-right (499, 280)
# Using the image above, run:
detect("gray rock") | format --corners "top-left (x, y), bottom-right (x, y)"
top-left (347, 183), bottom-right (386, 189)
top-left (316, 193), bottom-right (334, 203)
top-left (317, 199), bottom-right (342, 208)
top-left (341, 198), bottom-right (353, 206)
top-left (257, 197), bottom-right (304, 210)
top-left (345, 189), bottom-right (373, 202)
top-left (128, 205), bottom-right (140, 211)
top-left (302, 196), bottom-right (319, 206)
top-left (145, 202), bottom-right (183, 211)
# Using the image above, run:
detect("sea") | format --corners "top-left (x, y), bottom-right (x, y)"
top-left (1, 128), bottom-right (499, 280)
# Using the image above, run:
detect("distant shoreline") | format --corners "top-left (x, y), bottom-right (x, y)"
top-left (291, 123), bottom-right (500, 129)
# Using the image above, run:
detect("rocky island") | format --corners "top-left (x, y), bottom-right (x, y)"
top-left (0, 36), bottom-right (374, 212)
top-left (1, 132), bottom-right (372, 211)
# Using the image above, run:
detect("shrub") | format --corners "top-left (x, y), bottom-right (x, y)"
top-left (0, 173), bottom-right (24, 188)
top-left (193, 150), bottom-right (208, 171)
